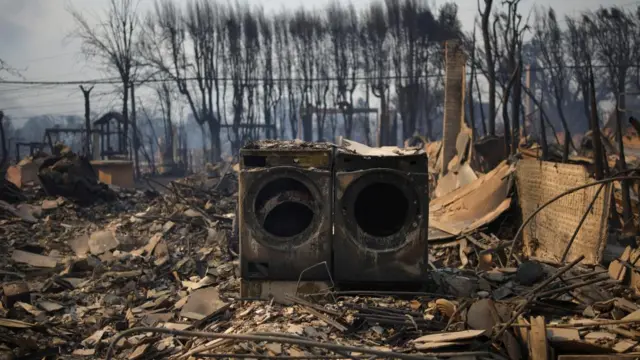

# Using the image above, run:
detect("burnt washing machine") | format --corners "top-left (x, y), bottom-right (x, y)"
top-left (239, 140), bottom-right (333, 281)
top-left (333, 140), bottom-right (429, 284)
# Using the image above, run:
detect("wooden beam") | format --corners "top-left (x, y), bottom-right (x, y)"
top-left (529, 316), bottom-right (548, 360)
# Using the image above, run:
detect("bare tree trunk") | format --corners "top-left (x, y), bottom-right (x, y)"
top-left (475, 72), bottom-right (487, 136)
top-left (502, 97), bottom-right (512, 156)
top-left (539, 94), bottom-right (548, 161)
top-left (554, 85), bottom-right (572, 162)
top-left (210, 115), bottom-right (221, 161)
top-left (122, 83), bottom-right (130, 155)
top-left (0, 111), bottom-right (6, 173)
top-left (347, 91), bottom-right (355, 139)
top-left (130, 83), bottom-right (140, 178)
top-left (588, 66), bottom-right (603, 180)
top-left (149, 138), bottom-right (156, 175)
top-left (468, 57), bottom-right (476, 138)
top-left (481, 0), bottom-right (496, 135)
top-left (201, 125), bottom-right (207, 167)
top-left (364, 85), bottom-right (372, 145)
top-left (423, 81), bottom-right (432, 141)
top-left (288, 88), bottom-right (297, 139)
top-left (616, 82), bottom-right (632, 224)
top-left (375, 88), bottom-right (390, 146)
top-left (79, 85), bottom-right (94, 157)
top-left (303, 90), bottom-right (313, 142)
top-left (511, 62), bottom-right (522, 152)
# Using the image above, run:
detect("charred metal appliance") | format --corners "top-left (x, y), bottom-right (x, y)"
top-left (239, 140), bottom-right (333, 281)
top-left (333, 140), bottom-right (429, 284)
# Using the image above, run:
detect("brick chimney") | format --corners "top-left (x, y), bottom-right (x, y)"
top-left (441, 40), bottom-right (467, 176)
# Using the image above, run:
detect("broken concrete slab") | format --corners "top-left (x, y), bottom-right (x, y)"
top-left (179, 287), bottom-right (227, 321)
top-left (68, 234), bottom-right (90, 257)
top-left (16, 204), bottom-right (42, 221)
top-left (88, 230), bottom-right (119, 255)
top-left (0, 200), bottom-right (38, 223)
top-left (11, 250), bottom-right (57, 268)
top-left (37, 300), bottom-right (64, 312)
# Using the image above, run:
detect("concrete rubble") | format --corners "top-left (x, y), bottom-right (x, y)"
top-left (0, 143), bottom-right (640, 360)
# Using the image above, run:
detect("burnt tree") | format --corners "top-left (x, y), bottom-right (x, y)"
top-left (70, 0), bottom-right (140, 152)
top-left (79, 85), bottom-right (95, 156)
top-left (362, 3), bottom-right (392, 146)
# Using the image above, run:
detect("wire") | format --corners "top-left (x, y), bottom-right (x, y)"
top-left (6, 113), bottom-right (84, 120)
top-left (0, 75), bottom-right (418, 86)
top-left (1, 101), bottom-right (84, 111)
top-left (0, 63), bottom-right (636, 86)
top-left (105, 327), bottom-right (489, 360)
top-left (0, 85), bottom-right (61, 93)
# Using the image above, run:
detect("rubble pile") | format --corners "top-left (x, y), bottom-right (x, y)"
top-left (0, 165), bottom-right (239, 359)
top-left (38, 153), bottom-right (117, 205)
top-left (2, 141), bottom-right (640, 360)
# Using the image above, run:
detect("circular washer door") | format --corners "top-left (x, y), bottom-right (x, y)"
top-left (244, 167), bottom-right (324, 249)
top-left (340, 169), bottom-right (421, 252)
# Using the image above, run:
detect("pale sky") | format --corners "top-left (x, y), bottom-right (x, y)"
top-left (0, 0), bottom-right (628, 125)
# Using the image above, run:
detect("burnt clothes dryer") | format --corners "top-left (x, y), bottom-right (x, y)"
top-left (239, 140), bottom-right (333, 281)
top-left (333, 140), bottom-right (429, 283)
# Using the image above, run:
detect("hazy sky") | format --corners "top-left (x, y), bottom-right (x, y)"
top-left (0, 0), bottom-right (628, 125)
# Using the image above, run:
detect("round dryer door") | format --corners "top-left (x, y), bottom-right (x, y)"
top-left (340, 169), bottom-right (421, 251)
top-left (244, 167), bottom-right (324, 249)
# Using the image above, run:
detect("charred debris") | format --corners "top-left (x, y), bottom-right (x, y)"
top-left (0, 137), bottom-right (640, 360)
